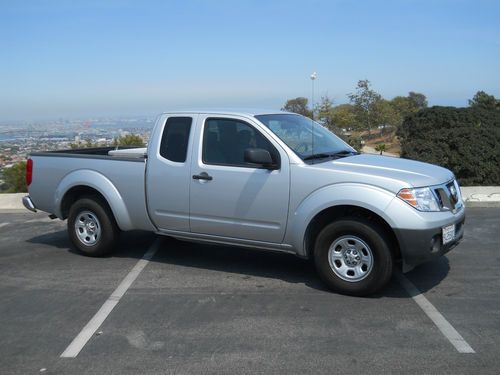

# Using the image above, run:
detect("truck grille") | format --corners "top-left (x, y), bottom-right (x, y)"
top-left (433, 179), bottom-right (463, 212)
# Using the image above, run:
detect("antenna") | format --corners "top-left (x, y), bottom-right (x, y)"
top-left (310, 72), bottom-right (317, 160)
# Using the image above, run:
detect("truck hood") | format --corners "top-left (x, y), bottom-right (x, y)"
top-left (322, 154), bottom-right (454, 189)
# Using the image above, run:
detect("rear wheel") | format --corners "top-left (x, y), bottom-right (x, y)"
top-left (68, 197), bottom-right (118, 256)
top-left (314, 218), bottom-right (393, 296)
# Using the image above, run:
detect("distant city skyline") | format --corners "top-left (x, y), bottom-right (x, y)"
top-left (1, 0), bottom-right (499, 121)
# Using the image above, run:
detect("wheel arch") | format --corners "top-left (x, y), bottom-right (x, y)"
top-left (286, 183), bottom-right (399, 256)
top-left (303, 205), bottom-right (401, 264)
top-left (61, 186), bottom-right (109, 218)
top-left (55, 170), bottom-right (133, 231)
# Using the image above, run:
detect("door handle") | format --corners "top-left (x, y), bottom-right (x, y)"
top-left (192, 172), bottom-right (213, 181)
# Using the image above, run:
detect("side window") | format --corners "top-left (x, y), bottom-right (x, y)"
top-left (159, 117), bottom-right (192, 162)
top-left (202, 118), bottom-right (279, 167)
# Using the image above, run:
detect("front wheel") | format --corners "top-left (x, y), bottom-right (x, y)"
top-left (68, 197), bottom-right (118, 257)
top-left (314, 218), bottom-right (393, 296)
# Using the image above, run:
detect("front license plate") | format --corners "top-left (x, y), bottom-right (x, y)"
top-left (442, 224), bottom-right (456, 245)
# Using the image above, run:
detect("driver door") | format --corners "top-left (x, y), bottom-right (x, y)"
top-left (189, 115), bottom-right (290, 243)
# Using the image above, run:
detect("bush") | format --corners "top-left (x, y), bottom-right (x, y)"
top-left (113, 134), bottom-right (145, 147)
top-left (374, 143), bottom-right (386, 155)
top-left (3, 161), bottom-right (27, 193)
top-left (398, 106), bottom-right (500, 185)
top-left (338, 134), bottom-right (362, 152)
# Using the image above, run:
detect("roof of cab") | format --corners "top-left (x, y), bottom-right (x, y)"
top-left (160, 109), bottom-right (297, 117)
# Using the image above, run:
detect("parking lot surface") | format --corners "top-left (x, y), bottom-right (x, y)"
top-left (0, 208), bottom-right (499, 374)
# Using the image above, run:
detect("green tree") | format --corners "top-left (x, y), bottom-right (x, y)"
top-left (282, 97), bottom-right (313, 118)
top-left (315, 95), bottom-right (335, 130)
top-left (3, 161), bottom-right (27, 193)
top-left (348, 80), bottom-right (383, 134)
top-left (390, 92), bottom-right (427, 130)
top-left (408, 92), bottom-right (428, 110)
top-left (374, 143), bottom-right (387, 155)
top-left (391, 95), bottom-right (417, 118)
top-left (374, 99), bottom-right (399, 126)
top-left (390, 96), bottom-right (412, 126)
top-left (113, 134), bottom-right (145, 147)
top-left (373, 99), bottom-right (400, 133)
top-left (345, 136), bottom-right (363, 152)
top-left (331, 104), bottom-right (357, 131)
top-left (468, 91), bottom-right (498, 110)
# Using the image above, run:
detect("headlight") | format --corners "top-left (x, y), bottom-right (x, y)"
top-left (397, 187), bottom-right (441, 212)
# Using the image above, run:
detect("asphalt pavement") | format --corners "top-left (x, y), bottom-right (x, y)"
top-left (0, 208), bottom-right (499, 374)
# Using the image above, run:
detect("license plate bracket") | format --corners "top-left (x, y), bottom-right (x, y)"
top-left (442, 224), bottom-right (456, 245)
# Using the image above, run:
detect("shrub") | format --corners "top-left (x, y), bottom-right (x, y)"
top-left (3, 161), bottom-right (27, 193)
top-left (338, 134), bottom-right (362, 152)
top-left (113, 134), bottom-right (145, 147)
top-left (374, 143), bottom-right (386, 155)
top-left (398, 106), bottom-right (500, 185)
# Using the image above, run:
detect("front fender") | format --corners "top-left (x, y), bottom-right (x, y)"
top-left (54, 169), bottom-right (134, 231)
top-left (286, 183), bottom-right (397, 256)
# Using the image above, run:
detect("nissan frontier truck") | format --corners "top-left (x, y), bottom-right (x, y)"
top-left (22, 110), bottom-right (465, 295)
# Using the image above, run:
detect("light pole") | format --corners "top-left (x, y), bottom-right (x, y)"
top-left (310, 71), bottom-right (317, 121)
top-left (310, 72), bottom-right (317, 156)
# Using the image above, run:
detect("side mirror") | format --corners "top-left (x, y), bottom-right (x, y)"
top-left (244, 148), bottom-right (278, 170)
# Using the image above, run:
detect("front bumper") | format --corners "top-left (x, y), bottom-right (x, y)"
top-left (394, 210), bottom-right (465, 272)
top-left (22, 195), bottom-right (37, 212)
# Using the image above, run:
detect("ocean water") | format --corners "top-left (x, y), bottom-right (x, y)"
top-left (0, 135), bottom-right (25, 142)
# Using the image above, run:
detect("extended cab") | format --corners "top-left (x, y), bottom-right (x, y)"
top-left (23, 111), bottom-right (465, 295)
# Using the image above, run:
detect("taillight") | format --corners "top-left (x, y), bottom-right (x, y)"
top-left (26, 159), bottom-right (33, 187)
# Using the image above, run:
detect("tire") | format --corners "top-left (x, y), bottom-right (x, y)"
top-left (314, 218), bottom-right (393, 296)
top-left (68, 196), bottom-right (118, 257)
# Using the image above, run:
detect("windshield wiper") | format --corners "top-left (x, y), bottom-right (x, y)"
top-left (303, 150), bottom-right (358, 161)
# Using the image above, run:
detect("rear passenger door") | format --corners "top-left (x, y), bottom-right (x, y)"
top-left (189, 115), bottom-right (290, 243)
top-left (146, 115), bottom-right (195, 231)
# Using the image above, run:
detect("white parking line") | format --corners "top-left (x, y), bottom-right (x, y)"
top-left (60, 239), bottom-right (160, 358)
top-left (24, 219), bottom-right (50, 224)
top-left (25, 218), bottom-right (54, 223)
top-left (0, 223), bottom-right (9, 229)
top-left (396, 273), bottom-right (475, 354)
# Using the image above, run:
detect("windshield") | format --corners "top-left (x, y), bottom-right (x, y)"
top-left (255, 114), bottom-right (356, 161)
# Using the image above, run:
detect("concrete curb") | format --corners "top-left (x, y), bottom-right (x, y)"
top-left (1, 187), bottom-right (499, 210)
top-left (460, 187), bottom-right (500, 208)
top-left (0, 193), bottom-right (26, 210)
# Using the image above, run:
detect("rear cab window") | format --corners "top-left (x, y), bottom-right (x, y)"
top-left (159, 117), bottom-right (192, 162)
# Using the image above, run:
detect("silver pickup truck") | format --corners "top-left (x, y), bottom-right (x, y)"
top-left (23, 110), bottom-right (465, 295)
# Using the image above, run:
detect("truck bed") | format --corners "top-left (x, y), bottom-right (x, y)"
top-left (28, 147), bottom-right (154, 232)
top-left (31, 146), bottom-right (147, 161)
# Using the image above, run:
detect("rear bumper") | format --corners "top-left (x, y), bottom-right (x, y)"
top-left (22, 195), bottom-right (37, 212)
top-left (394, 209), bottom-right (465, 272)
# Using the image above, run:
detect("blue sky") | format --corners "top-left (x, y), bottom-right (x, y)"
top-left (1, 0), bottom-right (499, 121)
